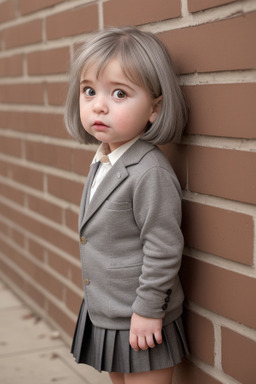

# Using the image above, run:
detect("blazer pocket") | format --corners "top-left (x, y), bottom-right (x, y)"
top-left (105, 200), bottom-right (132, 211)
top-left (107, 264), bottom-right (142, 319)
top-left (107, 263), bottom-right (142, 279)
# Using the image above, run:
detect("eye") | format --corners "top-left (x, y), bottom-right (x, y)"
top-left (84, 87), bottom-right (96, 97)
top-left (113, 89), bottom-right (127, 99)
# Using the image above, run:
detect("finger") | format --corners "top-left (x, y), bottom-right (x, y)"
top-left (138, 336), bottom-right (148, 351)
top-left (154, 330), bottom-right (163, 345)
top-left (129, 332), bottom-right (139, 351)
top-left (146, 334), bottom-right (155, 349)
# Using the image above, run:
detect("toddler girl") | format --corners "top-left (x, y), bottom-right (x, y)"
top-left (65, 26), bottom-right (189, 384)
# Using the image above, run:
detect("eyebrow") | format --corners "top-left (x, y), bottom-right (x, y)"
top-left (110, 81), bottom-right (135, 91)
top-left (80, 79), bottom-right (90, 85)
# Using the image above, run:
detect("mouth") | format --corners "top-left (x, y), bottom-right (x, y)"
top-left (93, 121), bottom-right (109, 131)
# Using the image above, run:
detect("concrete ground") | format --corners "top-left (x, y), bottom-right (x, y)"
top-left (0, 281), bottom-right (111, 384)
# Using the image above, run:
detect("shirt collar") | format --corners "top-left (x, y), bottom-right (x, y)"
top-left (91, 136), bottom-right (140, 166)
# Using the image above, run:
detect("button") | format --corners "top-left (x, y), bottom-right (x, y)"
top-left (81, 236), bottom-right (86, 244)
top-left (165, 296), bottom-right (170, 303)
top-left (162, 303), bottom-right (168, 310)
top-left (84, 278), bottom-right (90, 285)
top-left (166, 289), bottom-right (172, 296)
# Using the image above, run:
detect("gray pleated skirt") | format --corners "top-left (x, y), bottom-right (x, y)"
top-left (71, 300), bottom-right (189, 373)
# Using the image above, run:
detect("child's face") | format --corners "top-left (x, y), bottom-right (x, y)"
top-left (79, 58), bottom-right (160, 151)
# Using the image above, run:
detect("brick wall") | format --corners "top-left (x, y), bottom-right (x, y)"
top-left (0, 1), bottom-right (255, 383)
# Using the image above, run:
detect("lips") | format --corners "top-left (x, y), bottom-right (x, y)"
top-left (93, 121), bottom-right (109, 130)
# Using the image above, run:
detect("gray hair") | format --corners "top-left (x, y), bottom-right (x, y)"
top-left (64, 26), bottom-right (187, 145)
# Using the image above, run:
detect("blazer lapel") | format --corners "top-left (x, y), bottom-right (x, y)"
top-left (79, 161), bottom-right (100, 230)
top-left (79, 140), bottom-right (155, 231)
top-left (80, 160), bottom-right (128, 229)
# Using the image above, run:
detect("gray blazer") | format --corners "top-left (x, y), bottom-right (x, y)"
top-left (79, 139), bottom-right (184, 330)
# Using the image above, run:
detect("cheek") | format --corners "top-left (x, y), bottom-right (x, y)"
top-left (79, 101), bottom-right (88, 122)
top-left (112, 108), bottom-right (129, 126)
top-left (79, 111), bottom-right (88, 131)
top-left (117, 105), bottom-right (148, 127)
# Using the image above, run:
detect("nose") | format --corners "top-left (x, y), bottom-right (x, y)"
top-left (93, 94), bottom-right (108, 114)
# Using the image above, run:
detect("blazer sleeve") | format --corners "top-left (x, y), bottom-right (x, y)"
top-left (131, 165), bottom-right (184, 319)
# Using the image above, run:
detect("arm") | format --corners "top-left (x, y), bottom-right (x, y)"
top-left (130, 166), bottom-right (183, 349)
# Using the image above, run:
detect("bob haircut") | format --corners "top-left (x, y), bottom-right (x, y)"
top-left (65, 26), bottom-right (187, 145)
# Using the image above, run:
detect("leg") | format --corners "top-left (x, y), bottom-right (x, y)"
top-left (124, 367), bottom-right (174, 384)
top-left (109, 372), bottom-right (125, 384)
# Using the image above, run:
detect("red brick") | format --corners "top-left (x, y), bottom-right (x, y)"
top-left (0, 201), bottom-right (79, 256)
top-left (66, 288), bottom-right (82, 314)
top-left (10, 228), bottom-right (25, 247)
top-left (36, 267), bottom-right (63, 299)
top-left (0, 253), bottom-right (44, 309)
top-left (0, 110), bottom-right (8, 127)
top-left (222, 327), bottom-right (256, 384)
top-left (184, 83), bottom-right (256, 139)
top-left (46, 81), bottom-right (68, 106)
top-left (182, 201), bottom-right (254, 265)
top-left (160, 12), bottom-right (256, 74)
top-left (46, 4), bottom-right (98, 40)
top-left (3, 19), bottom-right (42, 49)
top-left (28, 238), bottom-right (45, 262)
top-left (174, 359), bottom-right (222, 384)
top-left (27, 195), bottom-right (63, 224)
top-left (68, 263), bottom-right (82, 289)
top-left (0, 54), bottom-right (23, 77)
top-left (0, 200), bottom-right (20, 224)
top-left (27, 47), bottom-right (70, 75)
top-left (188, 147), bottom-right (256, 205)
top-left (25, 280), bottom-right (45, 309)
top-left (25, 141), bottom-right (72, 171)
top-left (0, 220), bottom-right (9, 237)
top-left (0, 238), bottom-right (11, 257)
top-left (180, 256), bottom-right (256, 329)
top-left (72, 148), bottom-right (94, 176)
top-left (0, 1), bottom-right (16, 23)
top-left (1, 238), bottom-right (35, 277)
top-left (47, 174), bottom-right (83, 206)
top-left (184, 309), bottom-right (214, 365)
top-left (0, 136), bottom-right (22, 157)
top-left (188, 0), bottom-right (237, 13)
top-left (1, 111), bottom-right (69, 139)
top-left (0, 83), bottom-right (44, 105)
top-left (9, 163), bottom-right (44, 191)
top-left (104, 0), bottom-right (181, 27)
top-left (0, 183), bottom-right (24, 205)
top-left (0, 259), bottom-right (26, 294)
top-left (0, 160), bottom-right (8, 177)
top-left (19, 0), bottom-right (65, 15)
top-left (41, 223), bottom-right (78, 258)
top-left (47, 249), bottom-right (70, 278)
top-left (64, 208), bottom-right (78, 233)
top-left (48, 300), bottom-right (75, 337)
top-left (7, 242), bottom-right (63, 300)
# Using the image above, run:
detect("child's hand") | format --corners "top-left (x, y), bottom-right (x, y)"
top-left (129, 313), bottom-right (163, 351)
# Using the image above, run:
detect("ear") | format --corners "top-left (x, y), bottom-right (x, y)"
top-left (149, 96), bottom-right (162, 124)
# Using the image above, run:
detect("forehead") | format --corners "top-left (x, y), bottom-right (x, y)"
top-left (80, 58), bottom-right (121, 78)
top-left (80, 55), bottom-right (143, 87)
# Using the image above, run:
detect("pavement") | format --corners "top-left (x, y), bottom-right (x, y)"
top-left (0, 281), bottom-right (111, 384)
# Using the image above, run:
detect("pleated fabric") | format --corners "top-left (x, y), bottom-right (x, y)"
top-left (71, 300), bottom-right (189, 373)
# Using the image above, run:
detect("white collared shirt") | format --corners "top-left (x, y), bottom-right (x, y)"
top-left (89, 136), bottom-right (139, 201)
